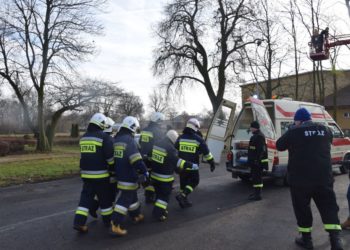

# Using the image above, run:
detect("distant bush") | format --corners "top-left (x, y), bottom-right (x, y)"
top-left (9, 140), bottom-right (25, 153)
top-left (23, 134), bottom-right (31, 140)
top-left (0, 141), bottom-right (10, 156)
top-left (54, 138), bottom-right (80, 146)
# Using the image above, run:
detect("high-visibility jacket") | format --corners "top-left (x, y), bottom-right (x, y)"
top-left (114, 129), bottom-right (147, 190)
top-left (139, 122), bottom-right (164, 157)
top-left (79, 124), bottom-right (114, 179)
top-left (175, 127), bottom-right (213, 165)
top-left (150, 137), bottom-right (193, 182)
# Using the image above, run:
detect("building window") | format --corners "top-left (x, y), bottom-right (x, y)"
top-left (344, 112), bottom-right (350, 119)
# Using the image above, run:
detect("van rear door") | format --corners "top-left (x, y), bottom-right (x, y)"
top-left (249, 97), bottom-right (276, 140)
top-left (206, 99), bottom-right (236, 164)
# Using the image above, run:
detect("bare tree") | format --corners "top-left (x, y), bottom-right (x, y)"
top-left (149, 88), bottom-right (170, 114)
top-left (44, 78), bottom-right (119, 147)
top-left (116, 92), bottom-right (144, 120)
top-left (244, 0), bottom-right (289, 99)
top-left (153, 0), bottom-right (261, 113)
top-left (327, 28), bottom-right (343, 122)
top-left (294, 0), bottom-right (330, 104)
top-left (346, 0), bottom-right (350, 18)
top-left (280, 0), bottom-right (302, 100)
top-left (0, 0), bottom-right (105, 151)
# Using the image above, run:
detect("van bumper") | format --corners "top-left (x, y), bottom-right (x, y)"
top-left (226, 162), bottom-right (250, 177)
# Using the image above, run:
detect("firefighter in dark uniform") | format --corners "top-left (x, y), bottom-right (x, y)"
top-left (89, 117), bottom-right (118, 219)
top-left (150, 130), bottom-right (197, 221)
top-left (139, 112), bottom-right (165, 203)
top-left (276, 108), bottom-right (343, 250)
top-left (73, 113), bottom-right (114, 233)
top-left (110, 116), bottom-right (148, 237)
top-left (175, 118), bottom-right (215, 208)
top-left (247, 121), bottom-right (268, 201)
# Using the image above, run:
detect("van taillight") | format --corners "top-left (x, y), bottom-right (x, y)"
top-left (227, 151), bottom-right (233, 162)
top-left (273, 156), bottom-right (279, 165)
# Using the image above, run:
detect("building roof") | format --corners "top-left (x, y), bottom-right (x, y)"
top-left (324, 84), bottom-right (350, 107)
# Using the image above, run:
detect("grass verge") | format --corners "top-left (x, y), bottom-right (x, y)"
top-left (0, 156), bottom-right (79, 187)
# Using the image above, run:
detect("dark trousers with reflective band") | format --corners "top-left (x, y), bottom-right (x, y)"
top-left (180, 170), bottom-right (199, 196)
top-left (251, 165), bottom-right (263, 188)
top-left (90, 181), bottom-right (119, 213)
top-left (74, 178), bottom-right (113, 226)
top-left (152, 180), bottom-right (173, 218)
top-left (290, 185), bottom-right (341, 232)
top-left (111, 189), bottom-right (141, 225)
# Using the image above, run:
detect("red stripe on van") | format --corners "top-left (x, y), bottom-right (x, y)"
top-left (332, 157), bottom-right (343, 163)
top-left (266, 139), bottom-right (276, 149)
top-left (276, 105), bottom-right (325, 119)
top-left (332, 138), bottom-right (350, 146)
top-left (276, 105), bottom-right (294, 117)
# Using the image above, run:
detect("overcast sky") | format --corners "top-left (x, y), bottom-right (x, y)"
top-left (80, 0), bottom-right (350, 116)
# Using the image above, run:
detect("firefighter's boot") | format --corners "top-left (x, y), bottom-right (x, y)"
top-left (73, 224), bottom-right (88, 233)
top-left (132, 214), bottom-right (145, 224)
top-left (145, 190), bottom-right (156, 204)
top-left (341, 217), bottom-right (350, 229)
top-left (176, 193), bottom-right (192, 208)
top-left (329, 231), bottom-right (344, 250)
top-left (159, 214), bottom-right (168, 222)
top-left (110, 222), bottom-right (127, 237)
top-left (248, 188), bottom-right (262, 201)
top-left (295, 233), bottom-right (313, 249)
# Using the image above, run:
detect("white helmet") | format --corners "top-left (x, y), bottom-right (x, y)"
top-left (103, 117), bottom-right (115, 133)
top-left (121, 116), bottom-right (140, 133)
top-left (166, 130), bottom-right (179, 144)
top-left (112, 123), bottom-right (121, 133)
top-left (186, 118), bottom-right (200, 132)
top-left (150, 112), bottom-right (165, 123)
top-left (89, 113), bottom-right (107, 129)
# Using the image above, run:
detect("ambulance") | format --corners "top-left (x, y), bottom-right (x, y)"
top-left (206, 97), bottom-right (350, 184)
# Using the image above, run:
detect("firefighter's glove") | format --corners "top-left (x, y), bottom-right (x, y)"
top-left (209, 161), bottom-right (215, 172)
top-left (138, 171), bottom-right (150, 185)
top-left (191, 164), bottom-right (199, 171)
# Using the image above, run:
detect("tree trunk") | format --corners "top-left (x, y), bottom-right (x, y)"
top-left (332, 64), bottom-right (338, 122)
top-left (294, 40), bottom-right (299, 100)
top-left (316, 64), bottom-right (322, 104)
top-left (319, 63), bottom-right (325, 105)
top-left (36, 91), bottom-right (50, 152)
top-left (312, 63), bottom-right (316, 102)
top-left (46, 108), bottom-right (68, 148)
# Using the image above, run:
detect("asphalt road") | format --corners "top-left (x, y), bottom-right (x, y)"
top-left (0, 164), bottom-right (349, 250)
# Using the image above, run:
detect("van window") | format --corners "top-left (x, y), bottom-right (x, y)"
top-left (234, 108), bottom-right (254, 140)
top-left (209, 105), bottom-right (232, 138)
top-left (328, 123), bottom-right (344, 138)
top-left (251, 103), bottom-right (275, 139)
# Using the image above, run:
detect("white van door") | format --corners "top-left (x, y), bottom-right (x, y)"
top-left (249, 97), bottom-right (276, 140)
top-left (206, 99), bottom-right (236, 164)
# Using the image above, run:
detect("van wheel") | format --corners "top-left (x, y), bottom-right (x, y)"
top-left (340, 154), bottom-right (350, 174)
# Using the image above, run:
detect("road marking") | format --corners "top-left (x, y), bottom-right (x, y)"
top-left (0, 209), bottom-right (74, 233)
